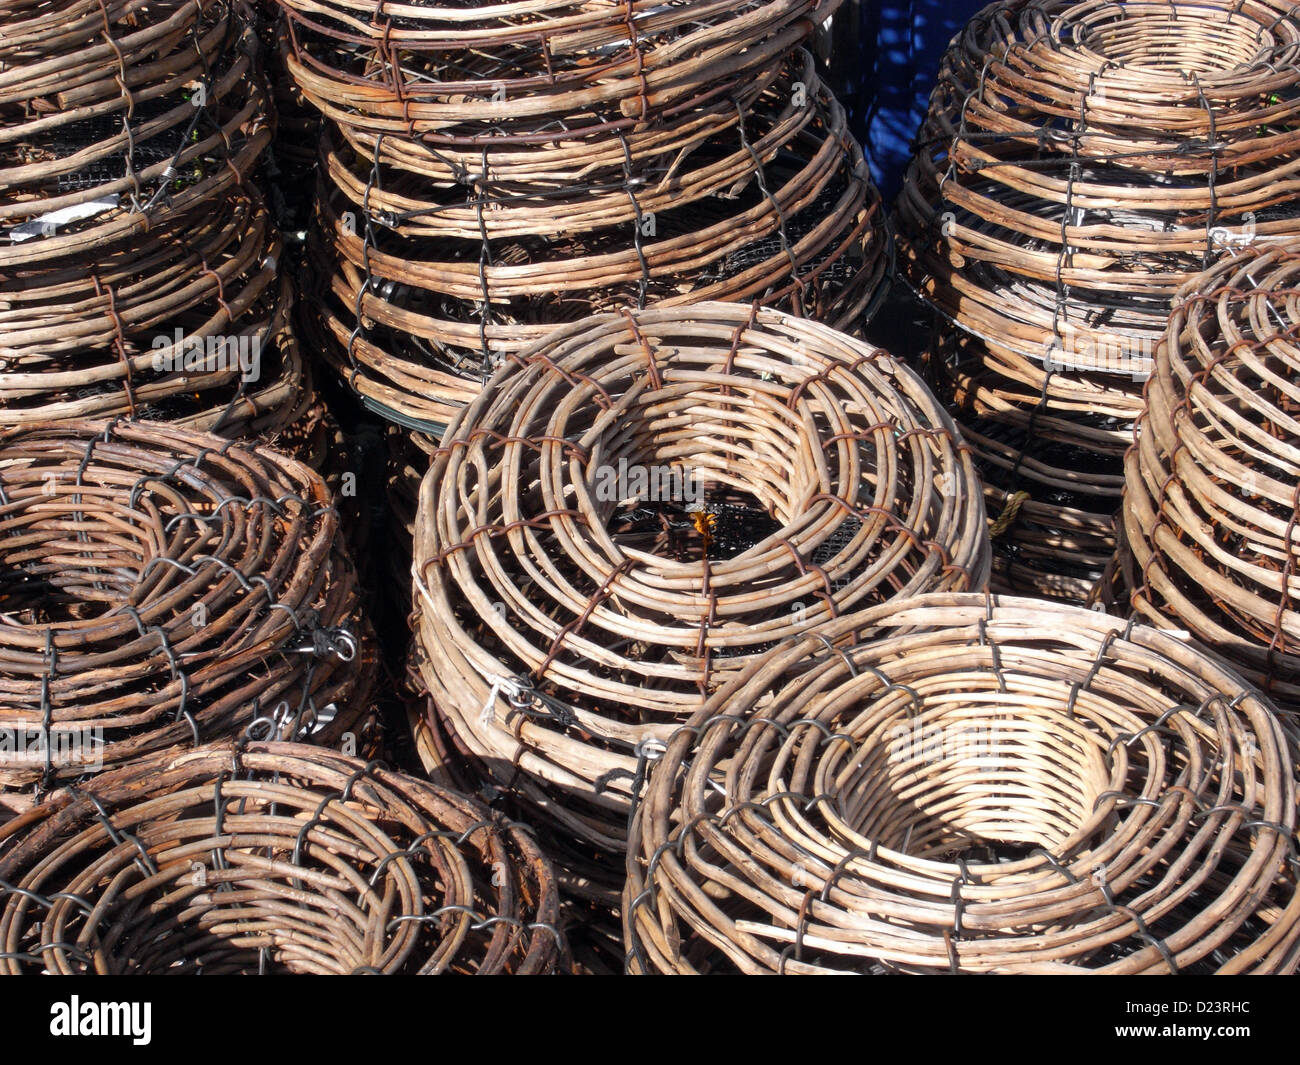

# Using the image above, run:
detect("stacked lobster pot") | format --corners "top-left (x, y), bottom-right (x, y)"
top-left (626, 594), bottom-right (1300, 974)
top-left (410, 304), bottom-right (990, 966)
top-left (273, 0), bottom-right (893, 612)
top-left (0, 421), bottom-right (379, 827)
top-left (0, 742), bottom-right (567, 974)
top-left (893, 0), bottom-right (1300, 601)
top-left (1118, 243), bottom-right (1300, 719)
top-left (0, 0), bottom-right (321, 447)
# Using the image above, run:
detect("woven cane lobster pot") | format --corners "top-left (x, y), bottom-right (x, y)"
top-left (402, 686), bottom-right (627, 974)
top-left (928, 327), bottom-right (1141, 601)
top-left (411, 304), bottom-right (991, 896)
top-left (1, 265), bottom-right (312, 442)
top-left (301, 52), bottom-right (888, 430)
top-left (0, 421), bottom-right (377, 805)
top-left (625, 594), bottom-right (1300, 974)
top-left (276, 0), bottom-right (844, 150)
top-left (899, 0), bottom-right (1300, 600)
top-left (0, 1), bottom-right (271, 262)
top-left (1120, 243), bottom-right (1300, 717)
top-left (0, 741), bottom-right (566, 974)
top-left (0, 2), bottom-right (304, 433)
top-left (892, 0), bottom-right (1300, 600)
top-left (895, 0), bottom-right (1300, 369)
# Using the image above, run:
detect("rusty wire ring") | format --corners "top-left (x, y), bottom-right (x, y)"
top-left (1120, 241), bottom-right (1300, 716)
top-left (0, 420), bottom-right (377, 799)
top-left (410, 303), bottom-right (990, 879)
top-left (625, 592), bottom-right (1300, 974)
top-left (0, 741), bottom-right (566, 974)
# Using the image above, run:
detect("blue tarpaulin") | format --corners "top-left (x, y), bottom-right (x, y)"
top-left (825, 0), bottom-right (992, 200)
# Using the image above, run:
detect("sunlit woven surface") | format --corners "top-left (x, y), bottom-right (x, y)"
top-left (0, 421), bottom-right (376, 797)
top-left (626, 594), bottom-right (1300, 974)
top-left (1121, 242), bottom-right (1300, 715)
top-left (412, 304), bottom-right (989, 880)
top-left (0, 742), bottom-right (565, 974)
